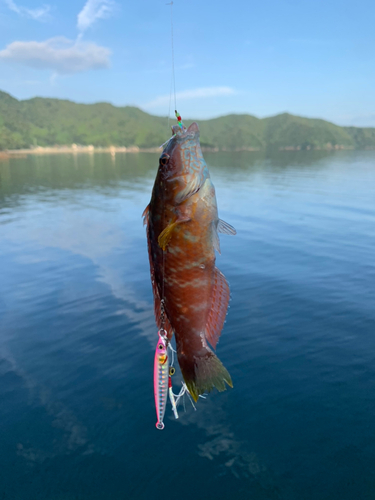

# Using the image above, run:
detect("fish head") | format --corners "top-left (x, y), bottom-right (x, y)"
top-left (158, 122), bottom-right (209, 204)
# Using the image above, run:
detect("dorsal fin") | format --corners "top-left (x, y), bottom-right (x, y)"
top-left (205, 267), bottom-right (230, 349)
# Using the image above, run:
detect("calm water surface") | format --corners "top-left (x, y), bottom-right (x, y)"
top-left (0, 150), bottom-right (374, 499)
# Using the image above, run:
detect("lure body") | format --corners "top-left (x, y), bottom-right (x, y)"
top-left (154, 333), bottom-right (169, 430)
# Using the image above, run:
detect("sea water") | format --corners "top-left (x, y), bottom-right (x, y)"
top-left (0, 150), bottom-right (374, 499)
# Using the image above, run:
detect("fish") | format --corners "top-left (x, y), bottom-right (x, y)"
top-left (154, 332), bottom-right (169, 430)
top-left (143, 121), bottom-right (236, 402)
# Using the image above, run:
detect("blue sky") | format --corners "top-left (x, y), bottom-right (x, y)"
top-left (0, 0), bottom-right (374, 126)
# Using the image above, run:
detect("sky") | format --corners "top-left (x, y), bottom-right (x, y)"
top-left (0, 0), bottom-right (374, 126)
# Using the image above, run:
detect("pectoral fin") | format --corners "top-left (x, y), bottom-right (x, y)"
top-left (158, 216), bottom-right (191, 250)
top-left (158, 221), bottom-right (179, 250)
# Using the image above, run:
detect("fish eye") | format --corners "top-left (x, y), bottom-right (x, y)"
top-left (159, 153), bottom-right (170, 166)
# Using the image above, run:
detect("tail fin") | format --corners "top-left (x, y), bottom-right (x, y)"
top-left (178, 348), bottom-right (233, 402)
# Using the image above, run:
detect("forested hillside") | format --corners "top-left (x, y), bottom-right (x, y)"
top-left (1, 90), bottom-right (374, 150)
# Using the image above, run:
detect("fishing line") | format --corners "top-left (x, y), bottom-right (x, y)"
top-left (170, 1), bottom-right (177, 111)
top-left (166, 1), bottom-right (177, 127)
top-left (160, 206), bottom-right (166, 335)
top-left (167, 73), bottom-right (173, 131)
top-left (161, 2), bottom-right (177, 334)
top-left (160, 158), bottom-right (167, 337)
top-left (159, 2), bottom-right (180, 417)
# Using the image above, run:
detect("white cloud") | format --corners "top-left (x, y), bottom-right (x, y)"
top-left (4, 0), bottom-right (50, 20)
top-left (0, 37), bottom-right (111, 74)
top-left (77, 0), bottom-right (115, 32)
top-left (144, 87), bottom-right (236, 109)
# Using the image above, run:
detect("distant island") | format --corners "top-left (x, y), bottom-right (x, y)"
top-left (1, 90), bottom-right (375, 152)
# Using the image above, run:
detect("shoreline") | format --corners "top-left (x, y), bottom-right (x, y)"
top-left (1, 144), bottom-right (373, 160)
top-left (2, 145), bottom-right (261, 155)
top-left (4, 145), bottom-right (160, 156)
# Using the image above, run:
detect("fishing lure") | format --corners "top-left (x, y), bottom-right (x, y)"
top-left (159, 109), bottom-right (185, 149)
top-left (175, 109), bottom-right (185, 130)
top-left (154, 331), bottom-right (169, 430)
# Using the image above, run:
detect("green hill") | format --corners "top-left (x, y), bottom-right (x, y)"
top-left (1, 90), bottom-right (374, 150)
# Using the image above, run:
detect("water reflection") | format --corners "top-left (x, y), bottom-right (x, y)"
top-left (0, 153), bottom-right (158, 201)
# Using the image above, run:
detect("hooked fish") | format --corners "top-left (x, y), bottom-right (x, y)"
top-left (143, 121), bottom-right (236, 402)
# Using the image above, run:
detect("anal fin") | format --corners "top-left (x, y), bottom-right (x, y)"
top-left (205, 267), bottom-right (230, 350)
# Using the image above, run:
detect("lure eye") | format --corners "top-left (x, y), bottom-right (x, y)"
top-left (169, 367), bottom-right (175, 376)
top-left (158, 344), bottom-right (164, 350)
top-left (159, 153), bottom-right (170, 166)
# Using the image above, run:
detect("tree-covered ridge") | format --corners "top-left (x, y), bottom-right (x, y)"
top-left (1, 90), bottom-right (374, 150)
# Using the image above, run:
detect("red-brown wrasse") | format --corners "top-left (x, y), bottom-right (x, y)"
top-left (143, 122), bottom-right (236, 402)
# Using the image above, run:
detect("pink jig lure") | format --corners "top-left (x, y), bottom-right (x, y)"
top-left (154, 331), bottom-right (169, 430)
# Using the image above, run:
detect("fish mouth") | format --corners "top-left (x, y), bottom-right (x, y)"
top-left (161, 124), bottom-right (193, 151)
top-left (171, 121), bottom-right (200, 141)
top-left (162, 121), bottom-right (201, 160)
